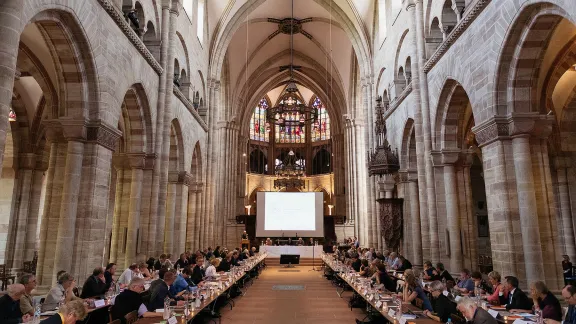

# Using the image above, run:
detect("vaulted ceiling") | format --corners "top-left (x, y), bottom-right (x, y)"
top-left (207, 0), bottom-right (376, 129)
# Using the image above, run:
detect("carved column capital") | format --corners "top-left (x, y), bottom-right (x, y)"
top-left (397, 169), bottom-right (418, 183)
top-left (472, 116), bottom-right (509, 147)
top-left (18, 153), bottom-right (37, 170)
top-left (378, 174), bottom-right (396, 193)
top-left (508, 113), bottom-right (554, 139)
top-left (126, 153), bottom-right (147, 169)
top-left (86, 121), bottom-right (123, 151)
top-left (144, 154), bottom-right (157, 170)
top-left (168, 171), bottom-right (193, 185)
top-left (59, 119), bottom-right (88, 141)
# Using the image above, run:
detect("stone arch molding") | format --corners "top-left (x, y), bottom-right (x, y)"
top-left (209, 0), bottom-right (373, 82)
top-left (494, 1), bottom-right (576, 115)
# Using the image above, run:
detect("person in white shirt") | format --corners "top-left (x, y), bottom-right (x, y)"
top-left (118, 263), bottom-right (141, 286)
top-left (205, 258), bottom-right (220, 278)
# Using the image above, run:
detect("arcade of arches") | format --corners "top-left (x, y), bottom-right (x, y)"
top-left (0, 0), bottom-right (575, 293)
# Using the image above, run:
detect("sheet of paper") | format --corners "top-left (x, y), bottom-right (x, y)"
top-left (376, 301), bottom-right (383, 308)
top-left (488, 309), bottom-right (499, 318)
top-left (168, 316), bottom-right (178, 324)
top-left (93, 300), bottom-right (105, 308)
top-left (388, 309), bottom-right (396, 317)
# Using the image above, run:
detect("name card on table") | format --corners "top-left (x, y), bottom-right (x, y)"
top-left (376, 301), bottom-right (383, 308)
top-left (93, 300), bottom-right (106, 308)
top-left (168, 316), bottom-right (178, 324)
top-left (399, 317), bottom-right (407, 324)
top-left (512, 320), bottom-right (531, 324)
top-left (488, 309), bottom-right (499, 318)
top-left (388, 309), bottom-right (396, 318)
top-left (454, 296), bottom-right (462, 302)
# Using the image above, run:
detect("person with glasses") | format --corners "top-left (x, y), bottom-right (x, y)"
top-left (544, 285), bottom-right (576, 324)
top-left (424, 281), bottom-right (457, 322)
top-left (18, 273), bottom-right (36, 316)
top-left (110, 277), bottom-right (161, 322)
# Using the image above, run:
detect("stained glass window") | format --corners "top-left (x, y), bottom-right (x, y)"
top-left (274, 96), bottom-right (305, 144)
top-left (8, 108), bottom-right (16, 122)
top-left (311, 97), bottom-right (330, 142)
top-left (249, 98), bottom-right (269, 142)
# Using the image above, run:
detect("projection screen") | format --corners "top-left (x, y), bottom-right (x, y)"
top-left (256, 192), bottom-right (324, 237)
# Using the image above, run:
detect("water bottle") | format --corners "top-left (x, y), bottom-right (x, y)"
top-left (163, 296), bottom-right (171, 320)
top-left (33, 302), bottom-right (41, 324)
top-left (446, 318), bottom-right (452, 324)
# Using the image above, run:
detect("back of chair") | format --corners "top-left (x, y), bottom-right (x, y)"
top-left (450, 313), bottom-right (466, 324)
top-left (0, 264), bottom-right (6, 277)
top-left (109, 320), bottom-right (121, 324)
top-left (124, 310), bottom-right (138, 324)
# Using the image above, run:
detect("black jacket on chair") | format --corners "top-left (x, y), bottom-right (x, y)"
top-left (0, 294), bottom-right (24, 324)
top-left (39, 314), bottom-right (63, 324)
top-left (81, 275), bottom-right (107, 298)
top-left (500, 288), bottom-right (534, 311)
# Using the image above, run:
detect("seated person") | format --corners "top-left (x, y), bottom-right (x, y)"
top-left (104, 263), bottom-right (117, 290)
top-left (190, 257), bottom-right (205, 285)
top-left (146, 271), bottom-right (177, 311)
top-left (110, 277), bottom-right (161, 323)
top-left (424, 281), bottom-right (457, 322)
top-left (138, 262), bottom-right (152, 279)
top-left (231, 251), bottom-right (240, 266)
top-left (456, 269), bottom-right (475, 294)
top-left (358, 259), bottom-right (372, 277)
top-left (205, 259), bottom-right (220, 279)
top-left (500, 276), bottom-right (533, 311)
top-left (265, 238), bottom-right (272, 246)
top-left (218, 253), bottom-right (233, 272)
top-left (308, 238), bottom-right (314, 246)
top-left (154, 254), bottom-right (167, 270)
top-left (169, 268), bottom-right (194, 297)
top-left (0, 284), bottom-right (30, 324)
top-left (249, 247), bottom-right (256, 257)
top-left (175, 253), bottom-right (189, 269)
top-left (471, 271), bottom-right (492, 296)
top-left (19, 273), bottom-right (36, 316)
top-left (43, 273), bottom-right (82, 311)
top-left (436, 263), bottom-right (454, 284)
top-left (80, 267), bottom-right (107, 298)
top-left (40, 299), bottom-right (87, 324)
top-left (457, 297), bottom-right (497, 324)
top-left (118, 264), bottom-right (141, 286)
top-left (486, 271), bottom-right (507, 305)
top-left (350, 254), bottom-right (362, 272)
top-left (403, 273), bottom-right (433, 311)
top-left (297, 238), bottom-right (304, 246)
top-left (423, 261), bottom-right (439, 281)
top-left (398, 256), bottom-right (412, 271)
top-left (543, 285), bottom-right (575, 324)
top-left (376, 263), bottom-right (397, 293)
top-left (531, 281), bottom-right (562, 321)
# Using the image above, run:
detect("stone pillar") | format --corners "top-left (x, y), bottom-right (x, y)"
top-left (109, 156), bottom-right (126, 264)
top-left (52, 122), bottom-right (85, 283)
top-left (186, 185), bottom-right (198, 251)
top-left (556, 157), bottom-right (576, 261)
top-left (407, 1), bottom-right (433, 262)
top-left (177, 176), bottom-right (190, 254)
top-left (511, 134), bottom-right (545, 283)
top-left (441, 150), bottom-right (463, 272)
top-left (164, 173), bottom-right (177, 255)
top-left (10, 154), bottom-right (36, 269)
top-left (124, 153), bottom-right (145, 267)
top-left (0, 0), bottom-right (23, 176)
top-left (408, 175), bottom-right (423, 266)
top-left (461, 152), bottom-right (478, 271)
top-left (25, 164), bottom-right (46, 262)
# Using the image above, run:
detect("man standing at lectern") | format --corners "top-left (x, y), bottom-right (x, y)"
top-left (241, 231), bottom-right (249, 249)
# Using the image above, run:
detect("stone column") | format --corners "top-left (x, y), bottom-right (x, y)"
top-left (186, 184), bottom-right (198, 251)
top-left (462, 152), bottom-right (478, 270)
top-left (512, 134), bottom-right (545, 282)
top-left (442, 150), bottom-right (463, 272)
top-left (408, 174), bottom-right (423, 266)
top-left (0, 0), bottom-right (23, 176)
top-left (164, 172), bottom-right (178, 254)
top-left (52, 122), bottom-right (85, 282)
top-left (25, 163), bottom-right (46, 262)
top-left (177, 175), bottom-right (190, 253)
top-left (10, 153), bottom-right (36, 269)
top-left (556, 157), bottom-right (576, 260)
top-left (109, 156), bottom-right (126, 264)
top-left (124, 153), bottom-right (145, 267)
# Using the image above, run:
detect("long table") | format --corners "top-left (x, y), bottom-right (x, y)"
top-left (260, 245), bottom-right (323, 258)
top-left (322, 253), bottom-right (437, 324)
top-left (134, 253), bottom-right (267, 324)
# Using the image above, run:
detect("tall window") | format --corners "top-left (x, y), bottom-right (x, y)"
top-left (311, 96), bottom-right (330, 142)
top-left (183, 0), bottom-right (193, 19)
top-left (197, 0), bottom-right (205, 43)
top-left (275, 96), bottom-right (305, 144)
top-left (250, 98), bottom-right (269, 142)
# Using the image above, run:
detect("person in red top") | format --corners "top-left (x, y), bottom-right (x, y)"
top-left (486, 271), bottom-right (507, 305)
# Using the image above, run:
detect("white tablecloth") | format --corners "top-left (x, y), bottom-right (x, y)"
top-left (260, 245), bottom-right (323, 258)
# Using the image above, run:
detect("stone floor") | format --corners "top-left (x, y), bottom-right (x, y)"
top-left (218, 266), bottom-right (365, 324)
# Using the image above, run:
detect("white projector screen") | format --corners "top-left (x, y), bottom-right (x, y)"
top-left (256, 192), bottom-right (324, 237)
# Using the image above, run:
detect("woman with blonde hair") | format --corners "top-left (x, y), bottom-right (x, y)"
top-left (40, 299), bottom-right (87, 324)
top-left (486, 271), bottom-right (506, 305)
top-left (205, 258), bottom-right (220, 278)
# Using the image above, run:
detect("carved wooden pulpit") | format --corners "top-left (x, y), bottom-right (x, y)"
top-left (377, 198), bottom-right (403, 250)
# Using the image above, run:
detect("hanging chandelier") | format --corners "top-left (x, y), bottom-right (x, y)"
top-left (368, 96), bottom-right (400, 176)
top-left (274, 150), bottom-right (305, 189)
top-left (266, 0), bottom-right (318, 128)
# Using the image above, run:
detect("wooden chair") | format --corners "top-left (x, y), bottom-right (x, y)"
top-left (124, 310), bottom-right (138, 324)
top-left (23, 261), bottom-right (32, 274)
top-left (0, 264), bottom-right (15, 290)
